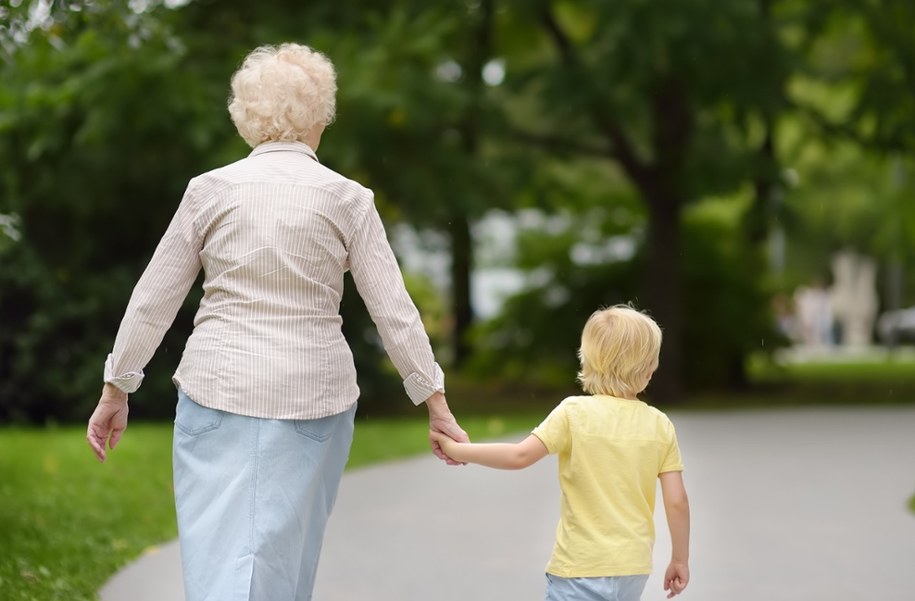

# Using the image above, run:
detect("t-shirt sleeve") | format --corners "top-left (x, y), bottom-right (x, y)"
top-left (531, 401), bottom-right (572, 455)
top-left (659, 420), bottom-right (684, 473)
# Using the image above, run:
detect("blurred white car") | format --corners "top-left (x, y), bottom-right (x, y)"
top-left (876, 308), bottom-right (915, 344)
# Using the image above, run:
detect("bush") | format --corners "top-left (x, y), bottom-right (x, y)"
top-left (680, 212), bottom-right (781, 390)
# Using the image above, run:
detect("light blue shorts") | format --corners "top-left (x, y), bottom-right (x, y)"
top-left (546, 573), bottom-right (650, 601)
top-left (172, 389), bottom-right (356, 601)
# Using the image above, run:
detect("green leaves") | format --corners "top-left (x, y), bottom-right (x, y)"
top-left (2, 0), bottom-right (915, 420)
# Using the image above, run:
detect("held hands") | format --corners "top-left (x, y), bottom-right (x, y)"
top-left (425, 391), bottom-right (469, 465)
top-left (429, 430), bottom-right (460, 459)
top-left (663, 561), bottom-right (689, 598)
top-left (86, 383), bottom-right (129, 463)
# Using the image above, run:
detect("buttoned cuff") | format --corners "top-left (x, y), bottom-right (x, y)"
top-left (403, 363), bottom-right (445, 405)
top-left (104, 354), bottom-right (144, 393)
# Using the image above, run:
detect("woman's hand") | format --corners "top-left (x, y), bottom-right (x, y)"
top-left (87, 383), bottom-right (129, 463)
top-left (425, 391), bottom-right (469, 465)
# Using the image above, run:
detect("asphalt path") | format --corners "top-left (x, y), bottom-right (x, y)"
top-left (100, 407), bottom-right (915, 601)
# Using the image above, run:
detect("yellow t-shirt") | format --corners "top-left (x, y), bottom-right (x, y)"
top-left (531, 395), bottom-right (684, 577)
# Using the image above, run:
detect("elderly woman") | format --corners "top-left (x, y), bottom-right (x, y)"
top-left (86, 43), bottom-right (468, 601)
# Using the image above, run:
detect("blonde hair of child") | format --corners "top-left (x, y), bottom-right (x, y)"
top-left (577, 305), bottom-right (662, 398)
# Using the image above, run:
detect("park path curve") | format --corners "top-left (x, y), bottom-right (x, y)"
top-left (100, 407), bottom-right (915, 601)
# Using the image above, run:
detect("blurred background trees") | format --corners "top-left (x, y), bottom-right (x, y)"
top-left (1, 0), bottom-right (913, 423)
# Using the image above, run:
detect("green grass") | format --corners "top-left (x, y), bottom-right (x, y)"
top-left (748, 352), bottom-right (915, 382)
top-left (0, 413), bottom-right (544, 601)
top-left (0, 424), bottom-right (175, 601)
top-left (743, 353), bottom-right (915, 405)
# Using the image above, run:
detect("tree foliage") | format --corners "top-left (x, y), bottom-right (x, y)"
top-left (1, 0), bottom-right (913, 422)
top-left (484, 0), bottom-right (793, 400)
top-left (0, 0), bottom-right (480, 421)
top-left (769, 0), bottom-right (915, 307)
top-left (0, 2), bottom-right (224, 421)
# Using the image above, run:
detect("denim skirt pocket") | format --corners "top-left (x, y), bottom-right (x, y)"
top-left (174, 392), bottom-right (223, 437)
top-left (293, 413), bottom-right (338, 442)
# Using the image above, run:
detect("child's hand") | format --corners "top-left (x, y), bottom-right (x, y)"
top-left (663, 561), bottom-right (689, 598)
top-left (429, 430), bottom-right (456, 456)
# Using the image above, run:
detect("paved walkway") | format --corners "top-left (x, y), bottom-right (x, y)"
top-left (100, 408), bottom-right (915, 601)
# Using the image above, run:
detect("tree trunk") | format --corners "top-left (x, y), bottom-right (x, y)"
top-left (643, 191), bottom-right (684, 404)
top-left (730, 123), bottom-right (778, 390)
top-left (449, 216), bottom-right (474, 367)
top-left (639, 76), bottom-right (691, 404)
top-left (747, 125), bottom-right (777, 246)
top-left (449, 0), bottom-right (493, 368)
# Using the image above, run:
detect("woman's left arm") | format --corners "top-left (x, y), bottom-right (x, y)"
top-left (88, 186), bottom-right (203, 460)
top-left (347, 195), bottom-right (446, 404)
top-left (347, 194), bottom-right (469, 458)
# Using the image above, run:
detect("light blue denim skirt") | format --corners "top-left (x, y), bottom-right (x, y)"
top-left (172, 389), bottom-right (356, 601)
top-left (545, 573), bottom-right (650, 601)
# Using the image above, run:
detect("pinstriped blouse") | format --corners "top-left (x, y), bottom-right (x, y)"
top-left (104, 141), bottom-right (444, 419)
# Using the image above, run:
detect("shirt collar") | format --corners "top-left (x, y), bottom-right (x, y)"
top-left (249, 141), bottom-right (319, 163)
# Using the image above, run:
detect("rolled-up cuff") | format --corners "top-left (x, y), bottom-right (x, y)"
top-left (403, 363), bottom-right (445, 405)
top-left (104, 353), bottom-right (144, 393)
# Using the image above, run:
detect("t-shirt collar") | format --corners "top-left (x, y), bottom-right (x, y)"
top-left (249, 141), bottom-right (319, 163)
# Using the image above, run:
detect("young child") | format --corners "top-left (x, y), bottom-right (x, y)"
top-left (431, 305), bottom-right (690, 600)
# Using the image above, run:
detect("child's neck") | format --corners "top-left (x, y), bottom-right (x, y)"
top-left (600, 392), bottom-right (641, 401)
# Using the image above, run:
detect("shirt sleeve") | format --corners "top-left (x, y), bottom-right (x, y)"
top-left (659, 420), bottom-right (684, 473)
top-left (531, 400), bottom-right (571, 455)
top-left (104, 185), bottom-right (203, 393)
top-left (346, 193), bottom-right (444, 405)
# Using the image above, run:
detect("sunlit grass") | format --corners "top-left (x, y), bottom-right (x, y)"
top-left (0, 424), bottom-right (175, 601)
top-left (748, 351), bottom-right (915, 382)
top-left (738, 351), bottom-right (915, 405)
top-left (0, 414), bottom-right (544, 601)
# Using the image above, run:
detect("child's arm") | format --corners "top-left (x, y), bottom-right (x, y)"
top-left (659, 470), bottom-right (690, 598)
top-left (429, 431), bottom-right (548, 470)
